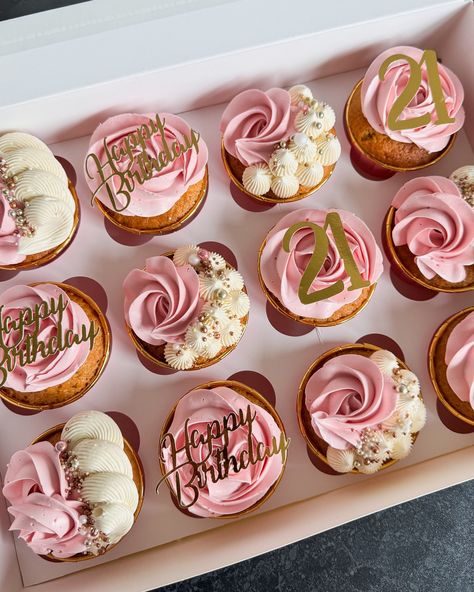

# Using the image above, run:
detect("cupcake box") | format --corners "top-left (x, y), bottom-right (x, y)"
top-left (0, 1), bottom-right (473, 591)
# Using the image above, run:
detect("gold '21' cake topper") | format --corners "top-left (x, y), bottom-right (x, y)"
top-left (0, 294), bottom-right (99, 387)
top-left (85, 114), bottom-right (201, 213)
top-left (378, 49), bottom-right (455, 132)
top-left (157, 404), bottom-right (290, 510)
top-left (283, 212), bottom-right (370, 305)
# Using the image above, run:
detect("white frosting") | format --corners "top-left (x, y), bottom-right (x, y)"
top-left (82, 472), bottom-right (139, 513)
top-left (4, 147), bottom-right (67, 182)
top-left (269, 148), bottom-right (298, 176)
top-left (242, 163), bottom-right (272, 196)
top-left (288, 84), bottom-right (313, 105)
top-left (222, 290), bottom-right (250, 317)
top-left (271, 174), bottom-right (299, 198)
top-left (208, 252), bottom-right (226, 270)
top-left (370, 349), bottom-right (399, 377)
top-left (61, 410), bottom-right (124, 448)
top-left (316, 103), bottom-right (336, 132)
top-left (314, 134), bottom-right (341, 166)
top-left (220, 319), bottom-right (243, 347)
top-left (387, 432), bottom-right (413, 460)
top-left (326, 447), bottom-right (355, 473)
top-left (71, 439), bottom-right (133, 479)
top-left (295, 111), bottom-right (324, 139)
top-left (289, 134), bottom-right (317, 164)
top-left (198, 273), bottom-right (224, 299)
top-left (173, 245), bottom-right (200, 267)
top-left (296, 162), bottom-right (324, 187)
top-left (164, 343), bottom-right (197, 370)
top-left (202, 337), bottom-right (222, 359)
top-left (0, 132), bottom-right (50, 154)
top-left (225, 269), bottom-right (244, 291)
top-left (410, 398), bottom-right (427, 432)
top-left (358, 459), bottom-right (383, 474)
top-left (91, 503), bottom-right (135, 545)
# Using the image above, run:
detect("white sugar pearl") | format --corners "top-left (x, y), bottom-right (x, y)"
top-left (188, 254), bottom-right (201, 266)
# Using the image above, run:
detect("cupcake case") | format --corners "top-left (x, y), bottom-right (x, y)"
top-left (1, 2), bottom-right (473, 590)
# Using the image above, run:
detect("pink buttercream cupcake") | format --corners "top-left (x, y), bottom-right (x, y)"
top-left (220, 85), bottom-right (340, 202)
top-left (123, 246), bottom-right (249, 370)
top-left (384, 175), bottom-right (474, 292)
top-left (258, 208), bottom-right (383, 326)
top-left (345, 46), bottom-right (464, 176)
top-left (0, 283), bottom-right (110, 410)
top-left (85, 112), bottom-right (208, 235)
top-left (2, 410), bottom-right (143, 561)
top-left (298, 344), bottom-right (426, 474)
top-left (429, 307), bottom-right (474, 425)
top-left (158, 380), bottom-right (289, 517)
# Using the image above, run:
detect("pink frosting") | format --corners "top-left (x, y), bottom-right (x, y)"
top-left (0, 284), bottom-right (92, 392)
top-left (305, 354), bottom-right (398, 449)
top-left (2, 441), bottom-right (87, 558)
top-left (260, 208), bottom-right (383, 319)
top-left (220, 88), bottom-right (294, 166)
top-left (161, 386), bottom-right (285, 517)
top-left (0, 182), bottom-right (25, 266)
top-left (123, 256), bottom-right (201, 346)
top-left (445, 311), bottom-right (474, 409)
top-left (361, 46), bottom-right (465, 152)
top-left (85, 112), bottom-right (208, 217)
top-left (392, 176), bottom-right (474, 282)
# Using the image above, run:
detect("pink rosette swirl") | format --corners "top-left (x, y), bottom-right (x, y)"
top-left (361, 46), bottom-right (464, 153)
top-left (0, 183), bottom-right (25, 266)
top-left (161, 386), bottom-right (285, 517)
top-left (392, 176), bottom-right (474, 282)
top-left (0, 284), bottom-right (92, 392)
top-left (2, 441), bottom-right (87, 558)
top-left (305, 354), bottom-right (398, 449)
top-left (220, 88), bottom-right (294, 166)
top-left (260, 208), bottom-right (383, 319)
top-left (445, 311), bottom-right (474, 409)
top-left (85, 112), bottom-right (208, 217)
top-left (123, 255), bottom-right (201, 346)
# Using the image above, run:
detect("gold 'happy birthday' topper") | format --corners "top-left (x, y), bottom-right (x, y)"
top-left (85, 114), bottom-right (201, 212)
top-left (378, 49), bottom-right (456, 132)
top-left (283, 212), bottom-right (370, 305)
top-left (156, 404), bottom-right (290, 510)
top-left (0, 293), bottom-right (99, 388)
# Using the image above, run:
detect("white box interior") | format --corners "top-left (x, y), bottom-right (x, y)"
top-left (0, 2), bottom-right (473, 591)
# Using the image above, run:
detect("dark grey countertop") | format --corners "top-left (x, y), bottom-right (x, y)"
top-left (2, 2), bottom-right (473, 591)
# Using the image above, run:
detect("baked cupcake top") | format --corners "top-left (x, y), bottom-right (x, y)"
top-left (0, 132), bottom-right (76, 266)
top-left (259, 208), bottom-right (383, 319)
top-left (85, 113), bottom-right (208, 217)
top-left (305, 349), bottom-right (426, 474)
top-left (2, 410), bottom-right (139, 558)
top-left (159, 384), bottom-right (288, 517)
top-left (123, 246), bottom-right (249, 370)
top-left (0, 283), bottom-right (99, 392)
top-left (220, 85), bottom-right (340, 198)
top-left (361, 46), bottom-right (464, 153)
top-left (391, 176), bottom-right (474, 283)
top-left (445, 311), bottom-right (474, 409)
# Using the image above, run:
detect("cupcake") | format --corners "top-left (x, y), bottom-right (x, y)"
top-left (384, 175), bottom-right (474, 292)
top-left (345, 46), bottom-right (464, 174)
top-left (258, 208), bottom-right (383, 326)
top-left (0, 283), bottom-right (110, 410)
top-left (85, 113), bottom-right (208, 235)
top-left (297, 344), bottom-right (426, 474)
top-left (0, 132), bottom-right (79, 269)
top-left (428, 307), bottom-right (474, 425)
top-left (220, 85), bottom-right (340, 202)
top-left (158, 380), bottom-right (289, 517)
top-left (124, 246), bottom-right (249, 370)
top-left (2, 410), bottom-right (143, 561)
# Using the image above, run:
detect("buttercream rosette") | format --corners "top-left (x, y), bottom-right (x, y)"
top-left (220, 85), bottom-right (340, 201)
top-left (0, 132), bottom-right (77, 268)
top-left (259, 208), bottom-right (383, 324)
top-left (2, 411), bottom-right (142, 560)
top-left (388, 175), bottom-right (474, 289)
top-left (300, 346), bottom-right (426, 474)
top-left (123, 246), bottom-right (249, 370)
top-left (159, 382), bottom-right (287, 517)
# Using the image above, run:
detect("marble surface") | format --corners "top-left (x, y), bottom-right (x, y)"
top-left (2, 2), bottom-right (474, 591)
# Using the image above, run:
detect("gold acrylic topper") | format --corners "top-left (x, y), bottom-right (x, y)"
top-left (379, 49), bottom-right (455, 132)
top-left (283, 212), bottom-right (370, 304)
top-left (85, 114), bottom-right (201, 212)
top-left (156, 404), bottom-right (290, 509)
top-left (0, 294), bottom-right (99, 388)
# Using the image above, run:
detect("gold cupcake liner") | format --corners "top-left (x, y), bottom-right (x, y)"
top-left (384, 208), bottom-right (474, 293)
top-left (428, 306), bottom-right (474, 426)
top-left (297, 343), bottom-right (421, 474)
top-left (257, 234), bottom-right (377, 327)
top-left (94, 167), bottom-right (209, 235)
top-left (221, 139), bottom-right (336, 204)
top-left (158, 379), bottom-right (288, 519)
top-left (30, 422), bottom-right (144, 562)
top-left (344, 79), bottom-right (457, 172)
top-left (0, 282), bottom-right (111, 410)
top-left (0, 180), bottom-right (80, 271)
top-left (126, 251), bottom-right (248, 370)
